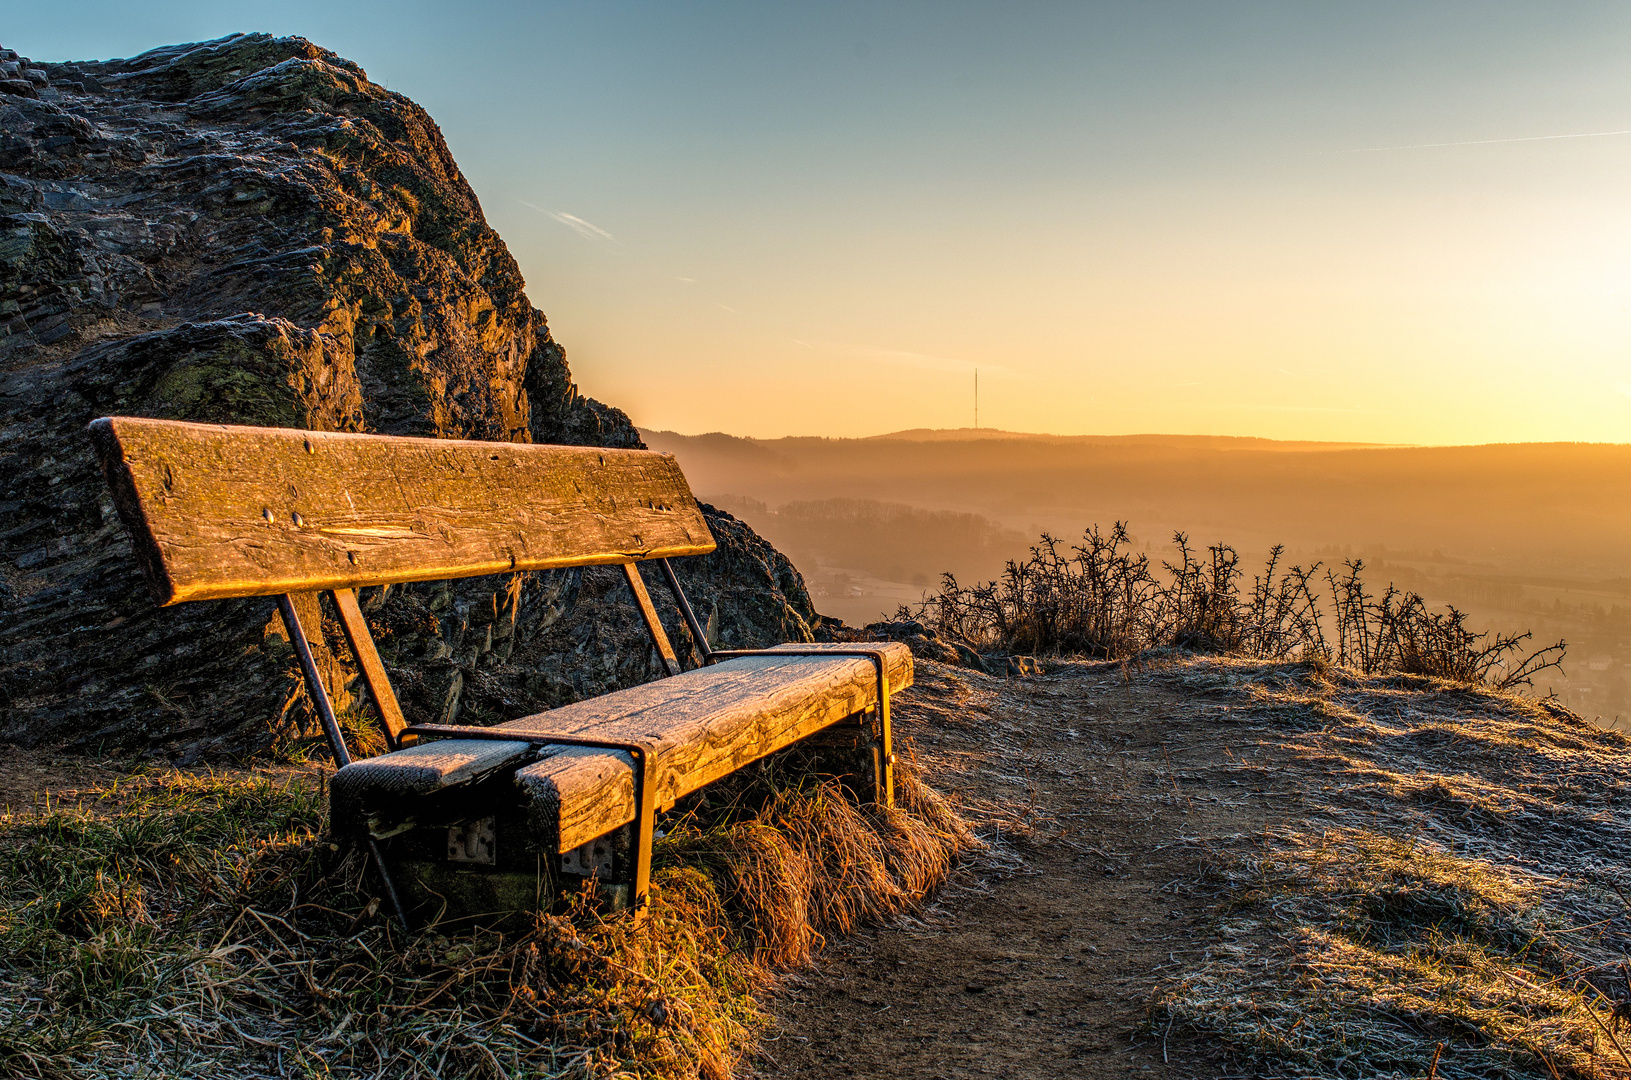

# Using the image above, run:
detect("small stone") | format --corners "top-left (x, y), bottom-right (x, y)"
top-left (1007, 655), bottom-right (1043, 677)
top-left (964, 983), bottom-right (986, 993)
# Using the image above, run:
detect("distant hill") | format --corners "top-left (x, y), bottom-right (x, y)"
top-left (642, 428), bottom-right (1631, 577)
top-left (865, 427), bottom-right (1394, 452)
top-left (647, 426), bottom-right (1631, 711)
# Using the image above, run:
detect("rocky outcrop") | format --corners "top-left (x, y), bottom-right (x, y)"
top-left (0, 35), bottom-right (818, 758)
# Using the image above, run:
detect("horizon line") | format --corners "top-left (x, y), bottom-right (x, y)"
top-left (637, 425), bottom-right (1631, 450)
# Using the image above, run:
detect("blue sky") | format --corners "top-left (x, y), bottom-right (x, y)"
top-left (12, 2), bottom-right (1631, 442)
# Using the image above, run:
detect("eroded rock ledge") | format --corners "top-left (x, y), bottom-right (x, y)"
top-left (0, 34), bottom-right (819, 758)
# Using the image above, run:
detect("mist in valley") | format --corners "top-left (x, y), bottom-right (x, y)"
top-left (646, 428), bottom-right (1631, 724)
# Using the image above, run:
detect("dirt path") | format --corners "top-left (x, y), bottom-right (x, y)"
top-left (5, 655), bottom-right (1617, 1078)
top-left (0, 743), bottom-right (125, 813)
top-left (751, 659), bottom-right (1288, 1080)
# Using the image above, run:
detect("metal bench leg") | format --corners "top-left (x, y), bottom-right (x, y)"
top-left (628, 745), bottom-right (656, 919)
top-left (710, 648), bottom-right (895, 809)
top-left (278, 593), bottom-right (410, 931)
top-left (658, 558), bottom-right (713, 665)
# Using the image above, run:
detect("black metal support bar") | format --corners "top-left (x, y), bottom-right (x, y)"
top-left (657, 558), bottom-right (712, 666)
top-left (277, 593), bottom-right (410, 931)
top-left (367, 837), bottom-right (408, 927)
top-left (708, 648), bottom-right (895, 807)
top-left (277, 594), bottom-right (352, 768)
top-left (402, 724), bottom-right (661, 916)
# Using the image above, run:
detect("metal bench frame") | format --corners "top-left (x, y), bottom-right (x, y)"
top-left (87, 416), bottom-right (901, 932)
top-left (278, 561), bottom-right (895, 929)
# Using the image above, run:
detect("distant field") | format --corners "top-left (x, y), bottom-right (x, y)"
top-left (645, 428), bottom-right (1631, 573)
top-left (647, 427), bottom-right (1631, 722)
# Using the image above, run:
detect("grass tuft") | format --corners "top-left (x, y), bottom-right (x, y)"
top-left (1151, 659), bottom-right (1631, 1080)
top-left (1161, 831), bottom-right (1609, 1079)
top-left (0, 753), bottom-right (971, 1078)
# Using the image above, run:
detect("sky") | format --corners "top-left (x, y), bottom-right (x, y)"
top-left (11, 2), bottom-right (1631, 443)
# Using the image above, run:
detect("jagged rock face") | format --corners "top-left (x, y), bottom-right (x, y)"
top-left (0, 34), bottom-right (819, 758)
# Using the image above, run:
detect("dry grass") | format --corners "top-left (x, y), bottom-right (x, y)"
top-left (1152, 658), bottom-right (1631, 1079)
top-left (0, 751), bottom-right (972, 1079)
top-left (663, 760), bottom-right (972, 971)
top-left (908, 523), bottom-right (1565, 690)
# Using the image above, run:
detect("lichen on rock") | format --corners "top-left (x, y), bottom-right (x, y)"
top-left (0, 33), bottom-right (819, 758)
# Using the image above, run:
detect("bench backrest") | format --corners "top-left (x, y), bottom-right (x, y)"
top-left (90, 416), bottom-right (716, 606)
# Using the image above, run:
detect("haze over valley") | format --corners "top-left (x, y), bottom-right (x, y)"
top-left (647, 427), bottom-right (1631, 722)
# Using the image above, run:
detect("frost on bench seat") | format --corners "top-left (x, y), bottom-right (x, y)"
top-left (513, 643), bottom-right (912, 852)
top-left (328, 643), bottom-right (910, 858)
top-left (330, 738), bottom-right (534, 837)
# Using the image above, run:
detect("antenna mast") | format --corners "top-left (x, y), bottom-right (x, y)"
top-left (975, 368), bottom-right (979, 430)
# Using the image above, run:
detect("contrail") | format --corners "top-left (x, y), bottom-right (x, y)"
top-left (518, 200), bottom-right (617, 242)
top-left (1348, 128), bottom-right (1631, 152)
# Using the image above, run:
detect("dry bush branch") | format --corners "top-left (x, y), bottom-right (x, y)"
top-left (905, 525), bottom-right (1565, 693)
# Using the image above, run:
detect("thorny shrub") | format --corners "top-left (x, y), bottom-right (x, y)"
top-left (904, 522), bottom-right (1565, 690)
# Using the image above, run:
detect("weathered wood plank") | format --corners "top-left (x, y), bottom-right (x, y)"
top-left (518, 744), bottom-right (639, 854)
top-left (622, 562), bottom-right (680, 677)
top-left (329, 644), bottom-right (910, 849)
top-left (88, 416), bottom-right (716, 605)
top-left (330, 738), bottom-right (535, 830)
top-left (332, 587), bottom-right (409, 746)
top-left (513, 643), bottom-right (912, 852)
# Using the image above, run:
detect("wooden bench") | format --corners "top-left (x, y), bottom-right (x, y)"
top-left (89, 416), bottom-right (911, 926)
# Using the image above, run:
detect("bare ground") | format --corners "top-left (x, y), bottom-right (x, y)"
top-left (751, 656), bottom-right (1631, 1080)
top-left (750, 657), bottom-right (1269, 1080)
top-left (0, 744), bottom-right (127, 814)
top-left (6, 655), bottom-right (1627, 1079)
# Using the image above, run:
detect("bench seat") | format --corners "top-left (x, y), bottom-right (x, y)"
top-left (331, 642), bottom-right (911, 854)
top-left (91, 416), bottom-right (917, 921)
